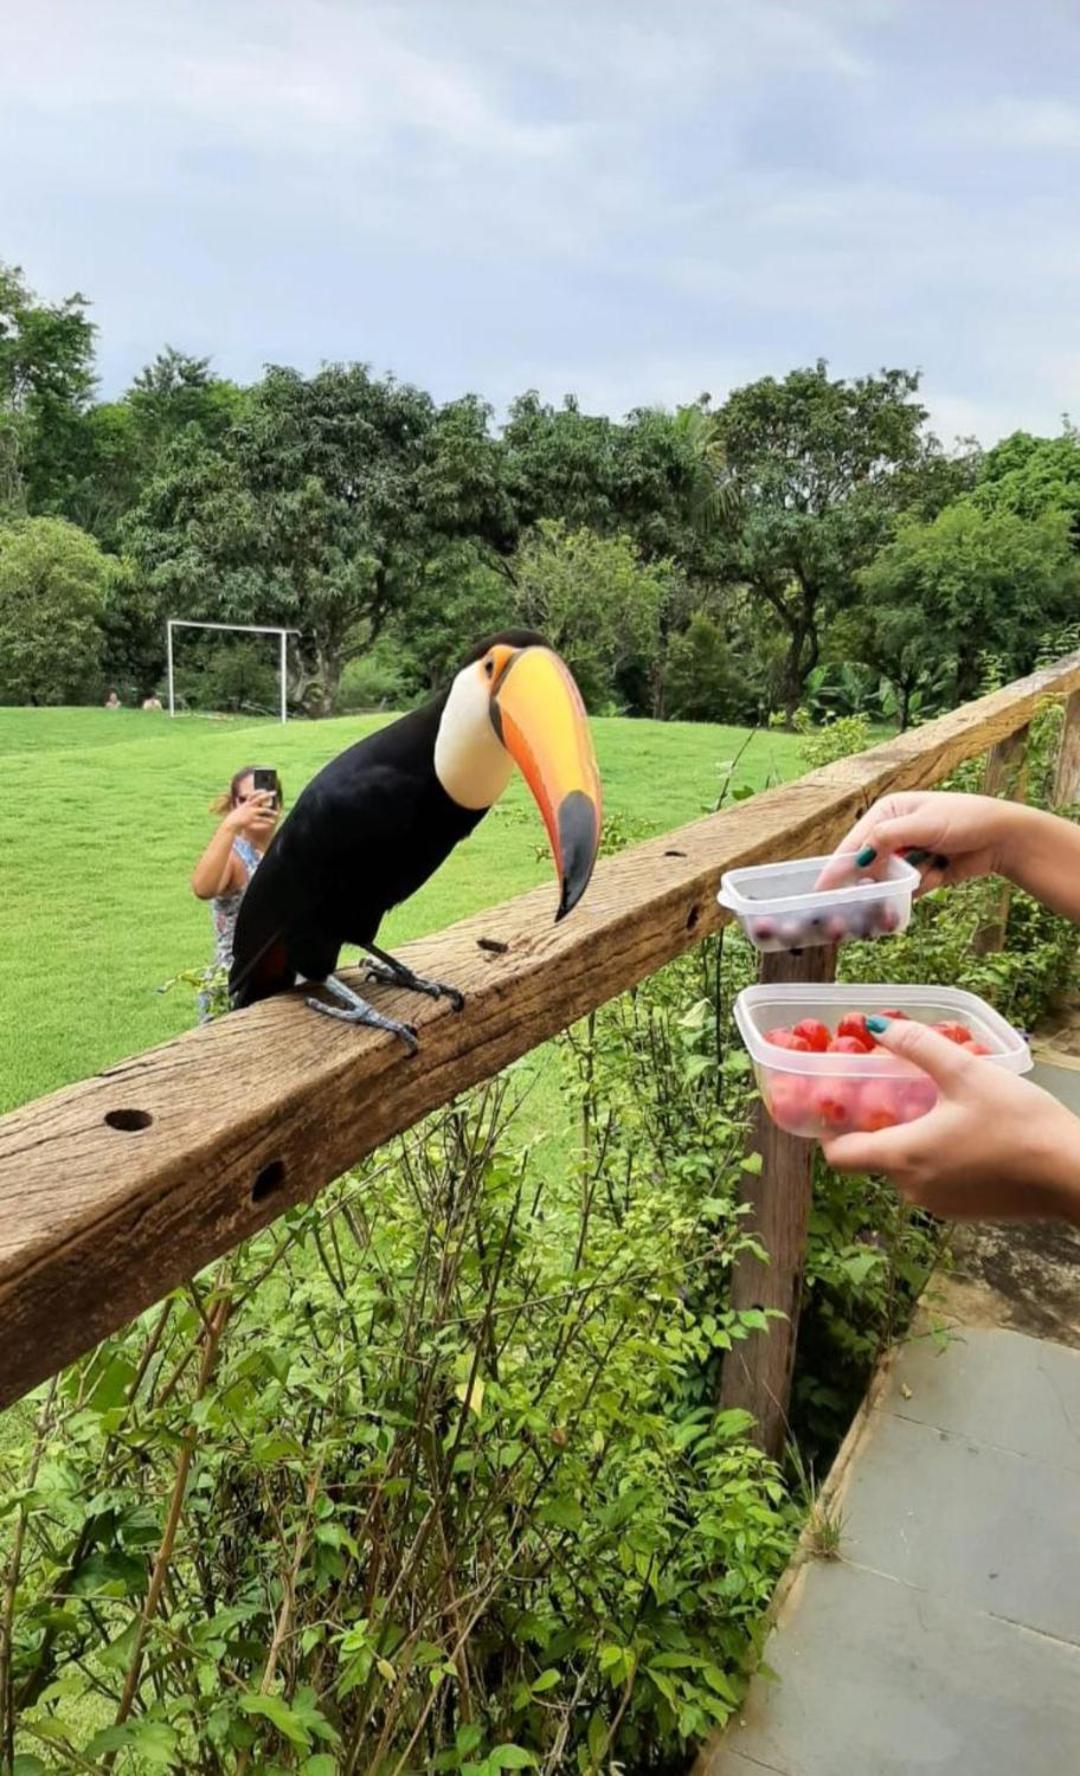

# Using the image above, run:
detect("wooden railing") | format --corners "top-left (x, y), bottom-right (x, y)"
top-left (3, 654), bottom-right (1080, 1425)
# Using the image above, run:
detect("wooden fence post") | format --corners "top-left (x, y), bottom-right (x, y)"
top-left (720, 942), bottom-right (837, 1460)
top-left (1054, 691), bottom-right (1080, 809)
top-left (973, 723), bottom-right (1029, 955)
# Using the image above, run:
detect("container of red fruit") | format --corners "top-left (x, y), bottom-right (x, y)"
top-left (734, 984), bottom-right (1032, 1140)
top-left (717, 853), bottom-right (920, 953)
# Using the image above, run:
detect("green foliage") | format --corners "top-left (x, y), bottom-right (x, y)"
top-left (860, 499), bottom-right (1078, 705)
top-left (795, 710), bottom-right (872, 769)
top-left (0, 517), bottom-right (114, 704)
top-left (664, 613), bottom-right (739, 723)
top-left (125, 367), bottom-right (514, 716)
top-left (0, 260), bottom-right (96, 516)
top-left (973, 424), bottom-right (1080, 540)
top-left (2, 1066), bottom-right (795, 1772)
top-left (714, 361), bottom-right (937, 717)
top-left (511, 521), bottom-right (673, 712)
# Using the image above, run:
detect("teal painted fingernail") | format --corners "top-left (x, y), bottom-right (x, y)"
top-left (855, 845), bottom-right (876, 867)
top-left (865, 1015), bottom-right (889, 1034)
top-left (905, 848), bottom-right (930, 865)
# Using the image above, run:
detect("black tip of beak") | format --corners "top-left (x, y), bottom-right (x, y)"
top-left (555, 790), bottom-right (600, 922)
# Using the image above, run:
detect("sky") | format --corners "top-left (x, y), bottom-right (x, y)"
top-left (2, 0), bottom-right (1079, 445)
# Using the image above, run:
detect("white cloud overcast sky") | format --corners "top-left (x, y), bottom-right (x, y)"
top-left (3, 0), bottom-right (1079, 443)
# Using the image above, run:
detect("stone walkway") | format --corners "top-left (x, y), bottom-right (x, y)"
top-left (698, 1048), bottom-right (1080, 1776)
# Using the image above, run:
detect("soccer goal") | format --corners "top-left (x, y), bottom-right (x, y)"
top-left (165, 620), bottom-right (299, 724)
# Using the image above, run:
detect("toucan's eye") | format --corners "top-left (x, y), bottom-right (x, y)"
top-left (484, 658), bottom-right (495, 677)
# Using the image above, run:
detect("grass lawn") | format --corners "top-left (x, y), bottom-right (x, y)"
top-left (0, 707), bottom-right (806, 1116)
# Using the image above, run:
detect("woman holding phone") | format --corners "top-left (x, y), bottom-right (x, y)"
top-left (820, 790), bottom-right (1080, 1224)
top-left (191, 766), bottom-right (284, 1019)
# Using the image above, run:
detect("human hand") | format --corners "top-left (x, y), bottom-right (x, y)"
top-left (225, 791), bottom-right (279, 839)
top-left (822, 1016), bottom-right (1080, 1223)
top-left (817, 791), bottom-right (1024, 894)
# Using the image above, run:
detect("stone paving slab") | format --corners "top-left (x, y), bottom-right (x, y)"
top-left (701, 1326), bottom-right (1080, 1774)
top-left (705, 1558), bottom-right (1080, 1776)
top-left (841, 1409), bottom-right (1080, 1645)
top-left (887, 1326), bottom-right (1080, 1472)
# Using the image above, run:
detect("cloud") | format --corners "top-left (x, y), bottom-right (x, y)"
top-left (954, 96), bottom-right (1080, 151)
top-left (1, 1), bottom-right (1077, 444)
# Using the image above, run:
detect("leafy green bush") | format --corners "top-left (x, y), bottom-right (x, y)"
top-left (2, 1036), bottom-right (794, 1772)
top-left (337, 643), bottom-right (411, 712)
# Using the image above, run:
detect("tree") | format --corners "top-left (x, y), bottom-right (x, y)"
top-left (503, 393), bottom-right (731, 572)
top-left (664, 611), bottom-right (740, 723)
top-left (0, 262), bottom-right (96, 515)
top-left (511, 521), bottom-right (669, 710)
top-left (972, 425), bottom-right (1080, 543)
top-left (860, 501), bottom-right (1078, 708)
top-left (0, 517), bottom-right (113, 703)
top-left (714, 361), bottom-right (936, 719)
top-left (126, 366), bottom-right (516, 714)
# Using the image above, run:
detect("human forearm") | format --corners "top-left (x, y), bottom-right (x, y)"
top-left (998, 804), bottom-right (1080, 923)
top-left (191, 821), bottom-right (239, 899)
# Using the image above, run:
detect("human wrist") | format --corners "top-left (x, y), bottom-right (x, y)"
top-left (1029, 1112), bottom-right (1080, 1224)
top-left (991, 801), bottom-right (1043, 881)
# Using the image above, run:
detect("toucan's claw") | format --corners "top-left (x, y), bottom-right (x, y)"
top-left (306, 977), bottom-right (419, 1053)
top-left (363, 946), bottom-right (466, 1013)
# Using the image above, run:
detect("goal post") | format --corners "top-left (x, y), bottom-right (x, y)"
top-left (165, 620), bottom-right (299, 724)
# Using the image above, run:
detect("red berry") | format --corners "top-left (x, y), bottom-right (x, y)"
top-left (765, 1074), bottom-right (810, 1132)
top-left (837, 1012), bottom-right (875, 1049)
top-left (876, 1009), bottom-right (909, 1020)
top-left (856, 1082), bottom-right (902, 1132)
top-left (961, 1040), bottom-right (992, 1056)
top-left (764, 1028), bottom-right (812, 1052)
top-left (792, 1018), bottom-right (830, 1053)
top-left (811, 1081), bottom-right (858, 1132)
top-left (932, 1021), bottom-right (973, 1045)
top-left (828, 1035), bottom-right (869, 1055)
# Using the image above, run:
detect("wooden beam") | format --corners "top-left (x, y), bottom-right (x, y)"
top-left (719, 944), bottom-right (837, 1458)
top-left (1054, 689), bottom-right (1080, 809)
top-left (2, 652), bottom-right (1080, 1408)
top-left (973, 722), bottom-right (1030, 956)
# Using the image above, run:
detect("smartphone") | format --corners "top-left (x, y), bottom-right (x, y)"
top-left (252, 767), bottom-right (278, 809)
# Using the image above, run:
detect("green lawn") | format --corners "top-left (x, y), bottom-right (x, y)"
top-left (0, 707), bottom-right (805, 1115)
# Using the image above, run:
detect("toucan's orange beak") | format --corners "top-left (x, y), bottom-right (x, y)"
top-left (491, 647), bottom-right (602, 921)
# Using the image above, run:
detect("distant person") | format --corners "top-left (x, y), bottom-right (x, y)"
top-left (191, 766), bottom-right (283, 1021)
top-left (142, 693), bottom-right (163, 711)
top-left (104, 690), bottom-right (121, 709)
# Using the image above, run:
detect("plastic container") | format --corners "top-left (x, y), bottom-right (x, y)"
top-left (717, 853), bottom-right (920, 953)
top-left (734, 983), bottom-right (1032, 1141)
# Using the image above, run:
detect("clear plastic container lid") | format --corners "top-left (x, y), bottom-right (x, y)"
top-left (734, 983), bottom-right (1032, 1076)
top-left (718, 852), bottom-right (920, 918)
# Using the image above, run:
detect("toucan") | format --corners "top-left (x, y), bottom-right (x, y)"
top-left (228, 631), bottom-right (602, 1050)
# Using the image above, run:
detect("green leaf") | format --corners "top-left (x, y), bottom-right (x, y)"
top-left (85, 1725), bottom-right (135, 1759)
top-left (13, 1757), bottom-right (48, 1776)
top-left (489, 1746), bottom-right (538, 1769)
top-left (302, 1759), bottom-right (338, 1776)
top-left (530, 1667), bottom-right (561, 1693)
top-left (587, 1713), bottom-right (608, 1763)
top-left (539, 1496), bottom-right (582, 1531)
top-left (238, 1693), bottom-right (312, 1750)
top-left (70, 1548), bottom-right (147, 1597)
top-left (454, 1375), bottom-right (486, 1415)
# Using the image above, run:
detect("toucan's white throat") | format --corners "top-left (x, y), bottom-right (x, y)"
top-left (434, 666), bottom-right (515, 811)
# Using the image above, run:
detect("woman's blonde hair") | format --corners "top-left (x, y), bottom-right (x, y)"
top-left (211, 766), bottom-right (285, 817)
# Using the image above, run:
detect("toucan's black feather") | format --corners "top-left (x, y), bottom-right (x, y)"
top-left (229, 688), bottom-right (484, 1008)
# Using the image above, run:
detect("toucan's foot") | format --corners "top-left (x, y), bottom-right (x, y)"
top-left (362, 944), bottom-right (466, 1013)
top-left (306, 975), bottom-right (419, 1053)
